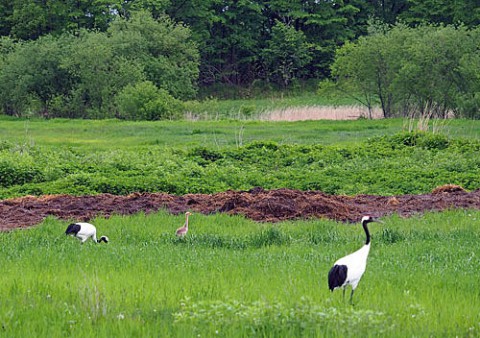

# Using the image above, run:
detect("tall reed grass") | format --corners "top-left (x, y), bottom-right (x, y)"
top-left (258, 105), bottom-right (384, 121)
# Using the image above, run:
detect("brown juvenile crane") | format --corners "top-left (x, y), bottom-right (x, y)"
top-left (175, 211), bottom-right (192, 238)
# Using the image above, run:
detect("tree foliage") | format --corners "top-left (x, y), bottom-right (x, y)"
top-left (400, 0), bottom-right (480, 27)
top-left (0, 1), bottom-right (478, 118)
top-left (0, 11), bottom-right (199, 119)
top-left (261, 21), bottom-right (312, 88)
top-left (332, 24), bottom-right (480, 118)
top-left (0, 34), bottom-right (73, 116)
top-left (108, 11), bottom-right (199, 100)
top-left (115, 81), bottom-right (184, 120)
top-left (62, 30), bottom-right (145, 119)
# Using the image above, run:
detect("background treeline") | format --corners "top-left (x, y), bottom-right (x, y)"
top-left (0, 0), bottom-right (478, 119)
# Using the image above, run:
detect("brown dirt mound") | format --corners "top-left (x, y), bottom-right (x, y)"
top-left (1, 185), bottom-right (480, 231)
top-left (431, 184), bottom-right (466, 194)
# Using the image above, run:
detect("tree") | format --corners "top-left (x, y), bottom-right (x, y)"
top-left (120, 0), bottom-right (169, 19)
top-left (199, 0), bottom-right (264, 86)
top-left (9, 0), bottom-right (50, 40)
top-left (394, 25), bottom-right (479, 118)
top-left (262, 0), bottom-right (373, 79)
top-left (0, 10), bottom-right (200, 118)
top-left (456, 51), bottom-right (480, 118)
top-left (108, 11), bottom-right (200, 100)
top-left (261, 21), bottom-right (312, 88)
top-left (0, 34), bottom-right (74, 116)
top-left (63, 0), bottom-right (123, 32)
top-left (400, 0), bottom-right (480, 27)
top-left (366, 0), bottom-right (409, 24)
top-left (0, 1), bottom-right (13, 36)
top-left (62, 30), bottom-right (145, 118)
top-left (455, 27), bottom-right (480, 118)
top-left (332, 24), bottom-right (411, 118)
top-left (332, 24), bottom-right (480, 119)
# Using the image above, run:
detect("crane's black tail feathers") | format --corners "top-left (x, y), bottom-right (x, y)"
top-left (65, 223), bottom-right (81, 236)
top-left (328, 265), bottom-right (348, 291)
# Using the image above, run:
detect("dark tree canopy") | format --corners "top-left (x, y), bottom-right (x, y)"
top-left (0, 0), bottom-right (478, 118)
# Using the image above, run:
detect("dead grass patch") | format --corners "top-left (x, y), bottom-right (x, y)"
top-left (259, 105), bottom-right (384, 121)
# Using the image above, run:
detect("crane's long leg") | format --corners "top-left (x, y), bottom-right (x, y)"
top-left (342, 287), bottom-right (346, 301)
top-left (350, 289), bottom-right (355, 305)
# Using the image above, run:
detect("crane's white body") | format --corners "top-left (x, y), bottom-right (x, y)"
top-left (332, 243), bottom-right (371, 291)
top-left (328, 216), bottom-right (381, 304)
top-left (66, 222), bottom-right (109, 244)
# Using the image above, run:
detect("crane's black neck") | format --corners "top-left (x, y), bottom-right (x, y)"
top-left (362, 220), bottom-right (371, 245)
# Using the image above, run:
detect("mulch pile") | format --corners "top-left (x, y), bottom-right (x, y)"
top-left (1, 184), bottom-right (479, 230)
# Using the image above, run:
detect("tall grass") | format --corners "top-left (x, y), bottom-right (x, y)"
top-left (0, 210), bottom-right (478, 337)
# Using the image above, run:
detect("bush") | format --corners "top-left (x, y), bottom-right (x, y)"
top-left (0, 158), bottom-right (45, 187)
top-left (188, 147), bottom-right (223, 165)
top-left (115, 81), bottom-right (184, 120)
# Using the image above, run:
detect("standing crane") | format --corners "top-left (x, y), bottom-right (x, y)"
top-left (328, 215), bottom-right (382, 304)
top-left (65, 222), bottom-right (109, 244)
top-left (176, 212), bottom-right (192, 238)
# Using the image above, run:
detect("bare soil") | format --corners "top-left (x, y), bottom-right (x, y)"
top-left (1, 184), bottom-right (479, 231)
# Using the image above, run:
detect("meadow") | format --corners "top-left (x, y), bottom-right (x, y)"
top-left (1, 114), bottom-right (479, 150)
top-left (0, 115), bottom-right (479, 336)
top-left (0, 210), bottom-right (478, 337)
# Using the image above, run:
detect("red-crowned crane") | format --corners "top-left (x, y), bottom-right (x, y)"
top-left (176, 212), bottom-right (192, 237)
top-left (328, 215), bottom-right (382, 304)
top-left (65, 222), bottom-right (109, 244)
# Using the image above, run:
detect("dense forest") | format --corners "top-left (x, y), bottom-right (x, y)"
top-left (0, 0), bottom-right (478, 119)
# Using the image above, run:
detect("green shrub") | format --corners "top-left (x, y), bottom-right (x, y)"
top-left (0, 141), bottom-right (13, 151)
top-left (415, 133), bottom-right (450, 150)
top-left (375, 132), bottom-right (450, 150)
top-left (0, 159), bottom-right (45, 187)
top-left (1, 131), bottom-right (480, 198)
top-left (188, 147), bottom-right (223, 164)
top-left (244, 141), bottom-right (279, 151)
top-left (115, 81), bottom-right (184, 120)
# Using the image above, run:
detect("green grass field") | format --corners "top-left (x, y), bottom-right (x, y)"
top-left (1, 116), bottom-right (479, 150)
top-left (0, 210), bottom-right (478, 337)
top-left (0, 114), bottom-right (479, 336)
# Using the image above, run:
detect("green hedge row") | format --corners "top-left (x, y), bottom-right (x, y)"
top-left (0, 132), bottom-right (479, 199)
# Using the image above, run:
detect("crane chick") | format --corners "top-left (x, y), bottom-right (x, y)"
top-left (65, 222), bottom-right (109, 244)
top-left (328, 215), bottom-right (382, 304)
top-left (176, 211), bottom-right (192, 237)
